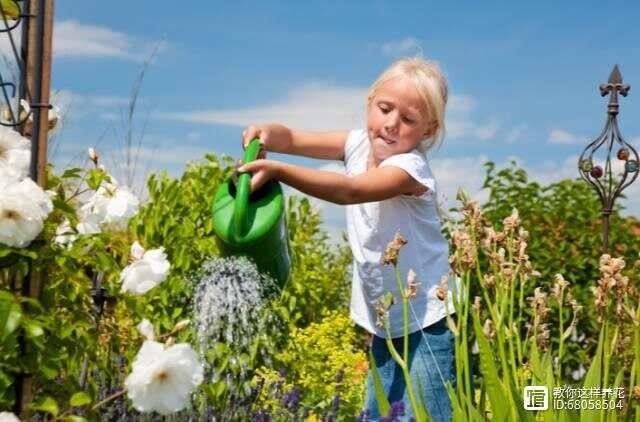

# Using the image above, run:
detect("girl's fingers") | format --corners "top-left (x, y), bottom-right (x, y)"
top-left (242, 126), bottom-right (261, 148)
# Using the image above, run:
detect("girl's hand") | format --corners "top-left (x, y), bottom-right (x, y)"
top-left (237, 159), bottom-right (280, 193)
top-left (241, 124), bottom-right (292, 158)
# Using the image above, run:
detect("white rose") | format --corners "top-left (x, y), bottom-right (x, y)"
top-left (54, 219), bottom-right (77, 246)
top-left (125, 340), bottom-right (204, 415)
top-left (136, 318), bottom-right (155, 340)
top-left (76, 174), bottom-right (140, 234)
top-left (0, 174), bottom-right (53, 248)
top-left (0, 126), bottom-right (30, 180)
top-left (81, 179), bottom-right (139, 232)
top-left (101, 184), bottom-right (139, 230)
top-left (0, 411), bottom-right (20, 422)
top-left (120, 242), bottom-right (170, 295)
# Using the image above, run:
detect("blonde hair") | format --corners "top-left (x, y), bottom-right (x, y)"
top-left (367, 57), bottom-right (448, 154)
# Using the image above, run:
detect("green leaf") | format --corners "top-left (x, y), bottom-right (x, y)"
top-left (32, 396), bottom-right (59, 416)
top-left (580, 326), bottom-right (604, 422)
top-left (0, 0), bottom-right (20, 20)
top-left (368, 350), bottom-right (390, 417)
top-left (53, 197), bottom-right (77, 215)
top-left (472, 313), bottom-right (509, 422)
top-left (86, 168), bottom-right (107, 190)
top-left (61, 167), bottom-right (82, 179)
top-left (62, 416), bottom-right (88, 422)
top-left (23, 319), bottom-right (44, 338)
top-left (0, 291), bottom-right (21, 340)
top-left (70, 391), bottom-right (91, 407)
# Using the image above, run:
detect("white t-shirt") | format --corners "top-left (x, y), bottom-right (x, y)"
top-left (344, 129), bottom-right (454, 338)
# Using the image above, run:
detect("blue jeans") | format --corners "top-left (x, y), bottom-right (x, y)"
top-left (364, 317), bottom-right (455, 421)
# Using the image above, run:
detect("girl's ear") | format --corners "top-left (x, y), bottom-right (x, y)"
top-left (422, 122), bottom-right (437, 139)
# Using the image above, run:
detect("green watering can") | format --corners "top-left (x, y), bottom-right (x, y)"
top-left (211, 139), bottom-right (291, 289)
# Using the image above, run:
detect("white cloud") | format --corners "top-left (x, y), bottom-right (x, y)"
top-left (430, 155), bottom-right (492, 209)
top-left (445, 94), bottom-right (503, 142)
top-left (446, 118), bottom-right (500, 141)
top-left (54, 20), bottom-right (134, 59)
top-left (159, 82), bottom-right (505, 146)
top-left (505, 124), bottom-right (527, 143)
top-left (448, 95), bottom-right (476, 113)
top-left (53, 89), bottom-right (129, 111)
top-left (548, 129), bottom-right (588, 145)
top-left (380, 37), bottom-right (423, 56)
top-left (53, 20), bottom-right (166, 62)
top-left (159, 82), bottom-right (367, 131)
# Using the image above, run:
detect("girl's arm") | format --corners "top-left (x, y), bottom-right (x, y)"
top-left (238, 159), bottom-right (428, 205)
top-left (242, 124), bottom-right (348, 160)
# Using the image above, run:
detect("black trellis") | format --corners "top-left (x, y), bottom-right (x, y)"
top-left (0, 0), bottom-right (55, 417)
top-left (578, 65), bottom-right (638, 254)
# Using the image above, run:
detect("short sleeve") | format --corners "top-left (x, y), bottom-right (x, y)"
top-left (344, 129), bottom-right (367, 166)
top-left (379, 151), bottom-right (436, 193)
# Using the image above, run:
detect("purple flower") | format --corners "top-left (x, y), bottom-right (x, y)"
top-left (281, 387), bottom-right (301, 413)
top-left (389, 401), bottom-right (405, 418)
top-left (355, 409), bottom-right (370, 422)
top-left (252, 410), bottom-right (270, 421)
top-left (331, 394), bottom-right (341, 413)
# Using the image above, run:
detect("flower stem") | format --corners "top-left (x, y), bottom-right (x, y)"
top-left (383, 323), bottom-right (423, 421)
top-left (91, 388), bottom-right (127, 411)
top-left (557, 289), bottom-right (564, 384)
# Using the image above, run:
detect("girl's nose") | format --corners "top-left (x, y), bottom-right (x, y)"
top-left (384, 112), bottom-right (400, 133)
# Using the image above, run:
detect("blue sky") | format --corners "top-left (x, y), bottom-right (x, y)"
top-left (41, 1), bottom-right (640, 237)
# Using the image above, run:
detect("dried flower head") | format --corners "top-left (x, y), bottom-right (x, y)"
top-left (483, 274), bottom-right (496, 289)
top-left (375, 292), bottom-right (396, 328)
top-left (406, 269), bottom-right (420, 300)
top-left (551, 274), bottom-right (569, 302)
top-left (381, 232), bottom-right (407, 266)
top-left (481, 227), bottom-right (506, 251)
top-left (503, 208), bottom-right (520, 233)
top-left (528, 287), bottom-right (550, 320)
top-left (536, 323), bottom-right (550, 349)
top-left (472, 296), bottom-right (482, 313)
top-left (463, 200), bottom-right (483, 227)
top-left (451, 228), bottom-right (476, 271)
top-left (594, 254), bottom-right (632, 322)
top-left (483, 319), bottom-right (495, 340)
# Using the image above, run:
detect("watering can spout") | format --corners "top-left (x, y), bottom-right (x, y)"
top-left (211, 138), bottom-right (291, 290)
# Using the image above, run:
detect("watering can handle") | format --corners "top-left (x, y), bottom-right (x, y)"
top-left (234, 138), bottom-right (262, 237)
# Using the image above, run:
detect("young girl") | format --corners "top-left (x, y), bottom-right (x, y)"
top-left (238, 57), bottom-right (454, 421)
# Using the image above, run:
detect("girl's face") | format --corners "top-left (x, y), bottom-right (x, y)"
top-left (367, 76), bottom-right (432, 163)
